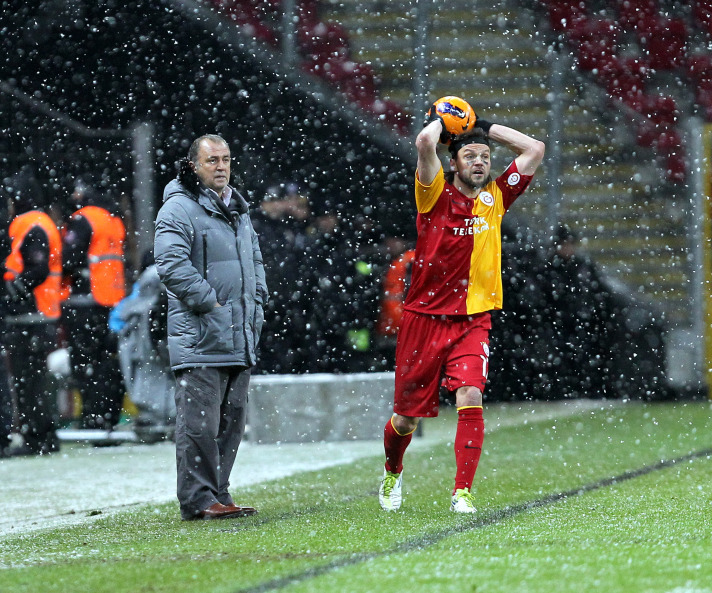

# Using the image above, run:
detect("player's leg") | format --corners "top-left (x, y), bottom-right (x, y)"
top-left (443, 314), bottom-right (491, 513)
top-left (380, 311), bottom-right (443, 511)
top-left (384, 413), bottom-right (418, 473)
top-left (379, 413), bottom-right (417, 511)
top-left (450, 387), bottom-right (484, 513)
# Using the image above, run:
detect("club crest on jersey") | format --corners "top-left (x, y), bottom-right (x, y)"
top-left (479, 191), bottom-right (494, 206)
top-left (507, 172), bottom-right (521, 186)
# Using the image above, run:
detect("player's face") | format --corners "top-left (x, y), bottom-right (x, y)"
top-left (194, 140), bottom-right (231, 193)
top-left (453, 143), bottom-right (491, 190)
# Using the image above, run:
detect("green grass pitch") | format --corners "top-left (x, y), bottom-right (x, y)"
top-left (1, 400), bottom-right (711, 593)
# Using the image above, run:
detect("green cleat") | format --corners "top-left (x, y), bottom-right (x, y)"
top-left (450, 487), bottom-right (476, 513)
top-left (378, 470), bottom-right (403, 511)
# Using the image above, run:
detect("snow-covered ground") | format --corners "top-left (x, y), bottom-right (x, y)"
top-left (0, 400), bottom-right (614, 537)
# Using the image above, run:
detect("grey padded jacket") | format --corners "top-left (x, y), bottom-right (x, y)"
top-left (154, 179), bottom-right (267, 371)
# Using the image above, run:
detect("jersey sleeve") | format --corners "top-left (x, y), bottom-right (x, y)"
top-left (495, 161), bottom-right (534, 211)
top-left (415, 166), bottom-right (445, 213)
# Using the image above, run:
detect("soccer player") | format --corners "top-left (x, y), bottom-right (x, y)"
top-left (378, 104), bottom-right (545, 513)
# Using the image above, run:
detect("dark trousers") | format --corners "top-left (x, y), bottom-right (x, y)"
top-left (62, 304), bottom-right (125, 429)
top-left (4, 322), bottom-right (59, 454)
top-left (174, 366), bottom-right (249, 519)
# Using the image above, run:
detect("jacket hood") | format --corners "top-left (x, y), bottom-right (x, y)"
top-left (162, 178), bottom-right (190, 204)
top-left (175, 157), bottom-right (201, 197)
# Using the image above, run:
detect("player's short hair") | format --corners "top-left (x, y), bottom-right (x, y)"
top-left (449, 129), bottom-right (490, 159)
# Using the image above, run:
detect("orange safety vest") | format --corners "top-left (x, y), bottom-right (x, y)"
top-left (376, 249), bottom-right (415, 336)
top-left (71, 205), bottom-right (126, 306)
top-left (3, 210), bottom-right (63, 319)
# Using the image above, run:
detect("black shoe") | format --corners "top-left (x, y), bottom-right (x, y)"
top-left (40, 433), bottom-right (61, 454)
top-left (5, 443), bottom-right (37, 457)
top-left (12, 433), bottom-right (60, 456)
top-left (0, 436), bottom-right (10, 458)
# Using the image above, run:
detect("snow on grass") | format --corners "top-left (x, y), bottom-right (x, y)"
top-left (0, 399), bottom-right (613, 536)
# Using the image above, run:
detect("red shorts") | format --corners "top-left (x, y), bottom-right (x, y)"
top-left (393, 310), bottom-right (492, 418)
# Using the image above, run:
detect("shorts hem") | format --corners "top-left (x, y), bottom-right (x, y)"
top-left (393, 408), bottom-right (439, 418)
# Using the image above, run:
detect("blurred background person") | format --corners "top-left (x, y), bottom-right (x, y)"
top-left (61, 174), bottom-right (127, 430)
top-left (305, 209), bottom-right (388, 373)
top-left (543, 224), bottom-right (667, 400)
top-left (486, 223), bottom-right (552, 402)
top-left (1, 167), bottom-right (62, 455)
top-left (303, 208), bottom-right (344, 373)
top-left (0, 357), bottom-right (11, 457)
top-left (109, 250), bottom-right (175, 442)
top-left (374, 236), bottom-right (415, 371)
top-left (0, 186), bottom-right (11, 457)
top-left (251, 180), bottom-right (313, 374)
top-left (544, 224), bottom-right (617, 398)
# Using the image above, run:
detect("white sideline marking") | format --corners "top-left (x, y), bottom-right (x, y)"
top-left (0, 399), bottom-right (615, 537)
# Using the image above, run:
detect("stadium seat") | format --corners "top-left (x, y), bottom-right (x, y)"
top-left (597, 56), bottom-right (650, 105)
top-left (688, 54), bottom-right (712, 85)
top-left (214, 0), bottom-right (280, 46)
top-left (630, 94), bottom-right (679, 147)
top-left (301, 54), bottom-right (342, 83)
top-left (371, 99), bottom-right (411, 135)
top-left (693, 0), bottom-right (712, 37)
top-left (567, 18), bottom-right (620, 72)
top-left (296, 0), bottom-right (321, 25)
top-left (655, 130), bottom-right (686, 183)
top-left (663, 152), bottom-right (687, 183)
top-left (302, 55), bottom-right (347, 84)
top-left (262, 0), bottom-right (320, 24)
top-left (689, 57), bottom-right (712, 119)
top-left (212, 0), bottom-right (412, 135)
top-left (637, 17), bottom-right (688, 70)
top-left (695, 81), bottom-right (712, 120)
top-left (615, 0), bottom-right (659, 31)
top-left (298, 21), bottom-right (350, 62)
top-left (541, 0), bottom-right (588, 33)
top-left (302, 56), bottom-right (375, 101)
top-left (302, 57), bottom-right (410, 133)
top-left (340, 61), bottom-right (379, 106)
top-left (655, 129), bottom-right (683, 155)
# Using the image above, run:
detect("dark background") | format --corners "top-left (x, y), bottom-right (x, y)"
top-left (1, 0), bottom-right (415, 235)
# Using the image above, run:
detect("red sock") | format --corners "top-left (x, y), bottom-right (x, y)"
top-left (383, 417), bottom-right (413, 474)
top-left (453, 406), bottom-right (484, 492)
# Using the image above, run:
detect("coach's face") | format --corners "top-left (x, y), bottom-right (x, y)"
top-left (452, 143), bottom-right (491, 191)
top-left (194, 139), bottom-right (231, 193)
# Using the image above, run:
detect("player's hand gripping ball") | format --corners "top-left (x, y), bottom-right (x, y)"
top-left (425, 96), bottom-right (477, 144)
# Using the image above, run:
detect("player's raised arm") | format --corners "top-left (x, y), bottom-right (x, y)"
top-left (476, 118), bottom-right (545, 176)
top-left (415, 119), bottom-right (443, 185)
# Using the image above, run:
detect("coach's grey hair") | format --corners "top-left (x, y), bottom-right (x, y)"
top-left (188, 134), bottom-right (229, 164)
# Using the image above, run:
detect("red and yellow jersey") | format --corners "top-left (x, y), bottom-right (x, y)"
top-left (404, 161), bottom-right (533, 316)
